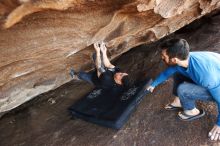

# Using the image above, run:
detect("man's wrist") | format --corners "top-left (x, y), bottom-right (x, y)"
top-left (96, 52), bottom-right (101, 56)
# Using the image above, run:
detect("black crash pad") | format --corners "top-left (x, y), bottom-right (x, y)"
top-left (69, 78), bottom-right (152, 129)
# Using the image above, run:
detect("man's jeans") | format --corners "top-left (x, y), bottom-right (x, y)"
top-left (173, 73), bottom-right (214, 110)
top-left (78, 52), bottom-right (104, 86)
top-left (78, 71), bottom-right (96, 85)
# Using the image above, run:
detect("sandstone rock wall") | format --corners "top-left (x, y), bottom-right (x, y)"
top-left (0, 0), bottom-right (219, 113)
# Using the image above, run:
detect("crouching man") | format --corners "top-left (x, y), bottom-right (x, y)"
top-left (146, 38), bottom-right (220, 141)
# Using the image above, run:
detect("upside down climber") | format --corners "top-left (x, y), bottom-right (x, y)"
top-left (70, 41), bottom-right (131, 91)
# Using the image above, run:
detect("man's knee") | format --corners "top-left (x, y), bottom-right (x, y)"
top-left (177, 83), bottom-right (191, 99)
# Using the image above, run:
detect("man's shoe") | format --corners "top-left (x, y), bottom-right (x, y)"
top-left (164, 103), bottom-right (182, 111)
top-left (70, 68), bottom-right (75, 78)
top-left (178, 109), bottom-right (205, 121)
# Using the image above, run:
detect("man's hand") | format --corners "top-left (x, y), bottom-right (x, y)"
top-left (94, 42), bottom-right (101, 52)
top-left (100, 41), bottom-right (107, 52)
top-left (146, 85), bottom-right (154, 93)
top-left (209, 125), bottom-right (220, 141)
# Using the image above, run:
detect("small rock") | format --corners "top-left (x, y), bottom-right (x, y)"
top-left (48, 98), bottom-right (56, 105)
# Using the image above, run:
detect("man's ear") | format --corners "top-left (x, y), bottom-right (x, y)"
top-left (171, 58), bottom-right (178, 64)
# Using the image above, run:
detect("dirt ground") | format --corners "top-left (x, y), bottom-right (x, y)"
top-left (0, 12), bottom-right (220, 146)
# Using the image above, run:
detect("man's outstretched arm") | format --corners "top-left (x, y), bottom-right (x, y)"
top-left (100, 42), bottom-right (115, 69)
top-left (146, 66), bottom-right (178, 92)
top-left (94, 42), bottom-right (105, 77)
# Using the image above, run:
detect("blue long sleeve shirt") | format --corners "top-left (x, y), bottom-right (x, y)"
top-left (151, 51), bottom-right (220, 125)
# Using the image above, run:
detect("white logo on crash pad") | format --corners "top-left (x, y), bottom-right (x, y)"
top-left (121, 87), bottom-right (138, 101)
top-left (87, 89), bottom-right (102, 99)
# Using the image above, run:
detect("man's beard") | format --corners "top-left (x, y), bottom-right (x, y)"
top-left (163, 60), bottom-right (176, 66)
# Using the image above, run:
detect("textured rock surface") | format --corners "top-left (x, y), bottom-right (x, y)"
top-left (0, 0), bottom-right (220, 113)
top-left (0, 12), bottom-right (220, 146)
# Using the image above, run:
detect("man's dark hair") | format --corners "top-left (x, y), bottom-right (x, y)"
top-left (121, 75), bottom-right (132, 89)
top-left (160, 38), bottom-right (190, 60)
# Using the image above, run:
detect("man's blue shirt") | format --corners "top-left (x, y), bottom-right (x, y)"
top-left (151, 51), bottom-right (220, 125)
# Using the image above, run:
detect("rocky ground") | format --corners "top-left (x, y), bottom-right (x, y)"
top-left (0, 12), bottom-right (220, 146)
top-left (1, 0), bottom-right (219, 113)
